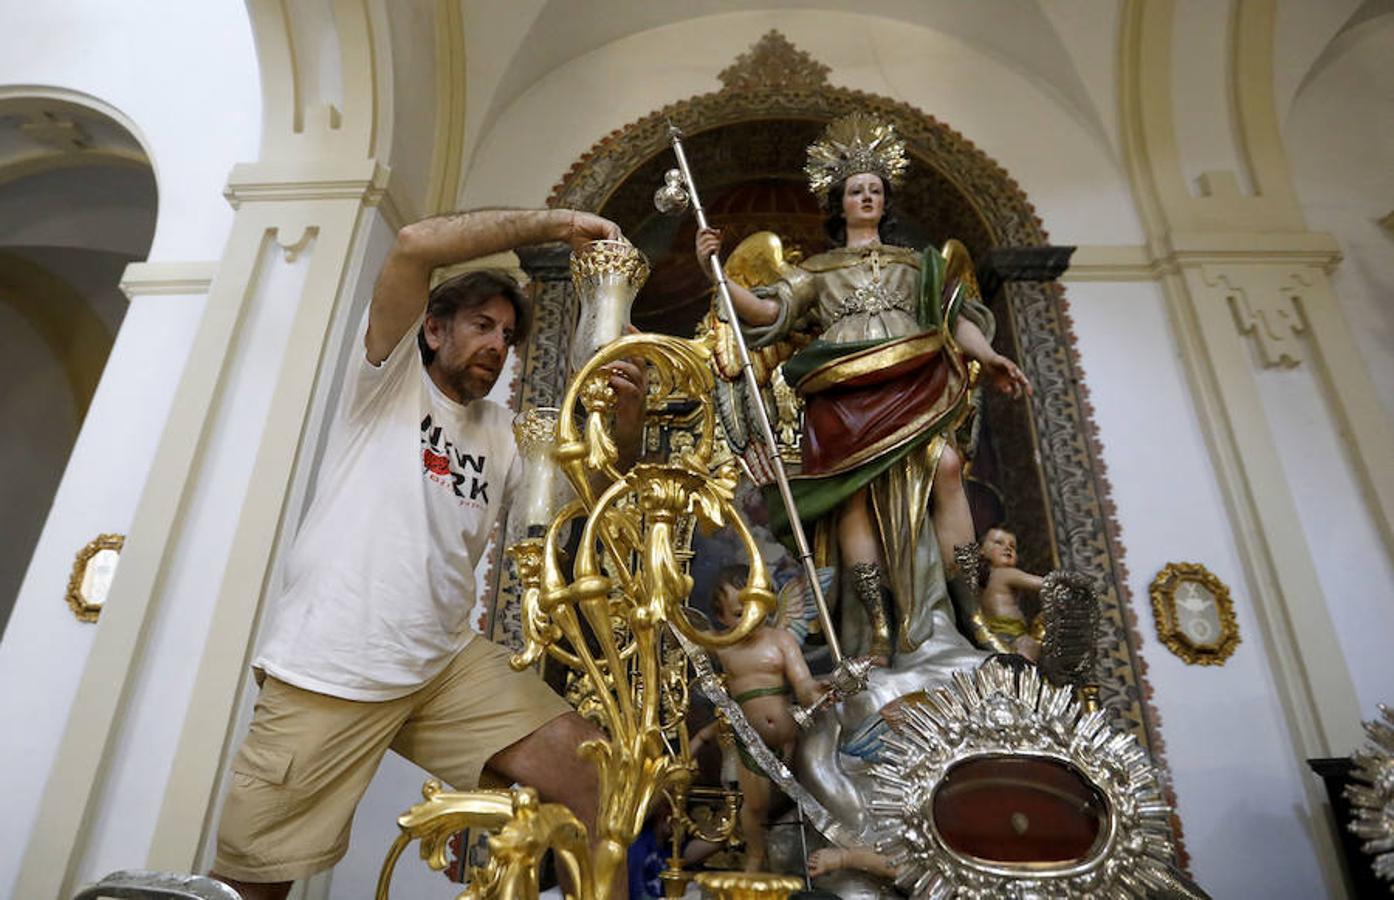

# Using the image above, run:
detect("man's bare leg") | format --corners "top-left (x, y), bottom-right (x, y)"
top-left (208, 875), bottom-right (290, 900)
top-left (487, 711), bottom-right (628, 898)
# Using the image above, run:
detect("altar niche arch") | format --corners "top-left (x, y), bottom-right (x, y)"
top-left (488, 63), bottom-right (1180, 857)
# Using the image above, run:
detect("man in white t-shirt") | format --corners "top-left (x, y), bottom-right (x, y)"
top-left (212, 209), bottom-right (642, 899)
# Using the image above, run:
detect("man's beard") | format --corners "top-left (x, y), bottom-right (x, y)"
top-left (437, 354), bottom-right (499, 402)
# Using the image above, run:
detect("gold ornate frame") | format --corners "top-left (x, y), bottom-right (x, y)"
top-left (1148, 562), bottom-right (1240, 665)
top-left (65, 532), bottom-right (124, 623)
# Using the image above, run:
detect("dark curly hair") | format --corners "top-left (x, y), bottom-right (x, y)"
top-left (417, 268), bottom-right (530, 365)
top-left (821, 174), bottom-right (902, 246)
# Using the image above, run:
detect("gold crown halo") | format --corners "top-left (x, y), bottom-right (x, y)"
top-left (804, 112), bottom-right (910, 204)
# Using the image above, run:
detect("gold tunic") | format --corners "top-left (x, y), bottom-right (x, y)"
top-left (748, 243), bottom-right (924, 347)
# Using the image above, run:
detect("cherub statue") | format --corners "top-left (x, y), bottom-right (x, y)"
top-left (698, 564), bottom-right (826, 872)
top-left (976, 525), bottom-right (1046, 661)
top-left (696, 112), bottom-right (1032, 665)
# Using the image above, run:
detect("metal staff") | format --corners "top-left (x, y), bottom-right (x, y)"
top-left (656, 123), bottom-right (870, 701)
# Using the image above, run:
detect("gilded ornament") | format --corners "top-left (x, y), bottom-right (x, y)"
top-left (65, 532), bottom-right (124, 623)
top-left (717, 30), bottom-right (830, 93)
top-left (381, 330), bottom-right (775, 899)
top-left (568, 239), bottom-right (650, 287)
top-left (1149, 562), bottom-right (1240, 665)
top-left (693, 871), bottom-right (804, 899)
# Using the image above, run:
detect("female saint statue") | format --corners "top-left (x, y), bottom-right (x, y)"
top-left (696, 112), bottom-right (1032, 664)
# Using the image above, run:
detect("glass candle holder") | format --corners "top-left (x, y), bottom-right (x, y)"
top-left (510, 406), bottom-right (568, 540)
top-left (569, 239), bottom-right (649, 374)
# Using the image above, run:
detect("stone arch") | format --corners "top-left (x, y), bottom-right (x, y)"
top-left (493, 31), bottom-right (1178, 854)
top-left (0, 88), bottom-right (157, 635)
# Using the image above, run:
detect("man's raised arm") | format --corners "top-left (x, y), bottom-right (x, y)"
top-left (366, 208), bottom-right (620, 364)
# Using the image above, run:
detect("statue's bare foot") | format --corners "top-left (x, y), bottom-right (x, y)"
top-left (807, 848), bottom-right (844, 877)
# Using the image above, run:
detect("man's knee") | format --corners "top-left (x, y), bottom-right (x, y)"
top-left (488, 712), bottom-right (602, 812)
top-left (209, 873), bottom-right (292, 900)
top-left (542, 714), bottom-right (602, 804)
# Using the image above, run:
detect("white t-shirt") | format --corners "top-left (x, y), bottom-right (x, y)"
top-left (255, 312), bottom-right (521, 701)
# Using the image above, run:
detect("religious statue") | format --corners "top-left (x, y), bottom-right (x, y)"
top-left (684, 112), bottom-right (1049, 897)
top-left (374, 116), bottom-right (1187, 900)
top-left (695, 111), bottom-right (1032, 667)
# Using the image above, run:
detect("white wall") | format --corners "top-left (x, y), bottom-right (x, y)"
top-left (1280, 11), bottom-right (1394, 722)
top-left (0, 288), bottom-right (206, 895)
top-left (0, 1), bottom-right (260, 893)
top-left (1065, 280), bottom-right (1328, 898)
top-left (1171, 0), bottom-right (1254, 195)
top-left (0, 302), bottom-right (79, 625)
top-left (79, 239), bottom-right (315, 884)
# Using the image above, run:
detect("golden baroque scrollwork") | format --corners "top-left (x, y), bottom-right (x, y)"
top-left (380, 330), bottom-right (773, 899)
top-left (65, 532), bottom-right (124, 623)
top-left (1148, 562), bottom-right (1240, 665)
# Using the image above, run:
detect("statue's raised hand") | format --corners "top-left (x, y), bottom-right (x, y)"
top-left (982, 352), bottom-right (1033, 399)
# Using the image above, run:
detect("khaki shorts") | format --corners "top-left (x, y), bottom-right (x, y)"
top-left (213, 638), bottom-right (572, 883)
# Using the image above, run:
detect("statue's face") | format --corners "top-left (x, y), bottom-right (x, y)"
top-left (982, 528), bottom-right (1019, 568)
top-left (715, 583), bottom-right (745, 626)
top-left (841, 172), bottom-right (885, 232)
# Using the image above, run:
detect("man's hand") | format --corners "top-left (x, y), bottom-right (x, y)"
top-left (606, 357), bottom-right (647, 469)
top-left (606, 325), bottom-right (648, 470)
top-left (564, 211), bottom-right (622, 249)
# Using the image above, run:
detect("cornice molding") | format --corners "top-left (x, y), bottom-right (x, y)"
top-left (1063, 245), bottom-right (1158, 282)
top-left (119, 261), bottom-right (219, 298)
top-left (1065, 233), bottom-right (1342, 283)
top-left (223, 159), bottom-right (392, 209)
top-left (1160, 230), bottom-right (1342, 269)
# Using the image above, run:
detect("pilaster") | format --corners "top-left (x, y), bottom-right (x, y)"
top-left (15, 160), bottom-right (393, 899)
top-left (1118, 2), bottom-right (1390, 892)
top-left (1121, 0), bottom-right (1383, 757)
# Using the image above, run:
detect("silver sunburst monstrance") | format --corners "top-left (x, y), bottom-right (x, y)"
top-left (1348, 704), bottom-right (1394, 890)
top-left (868, 663), bottom-right (1205, 899)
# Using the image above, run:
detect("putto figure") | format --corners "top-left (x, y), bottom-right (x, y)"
top-left (697, 564), bottom-right (826, 872)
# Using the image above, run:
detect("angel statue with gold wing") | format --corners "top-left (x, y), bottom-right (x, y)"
top-left (696, 112), bottom-right (1032, 667)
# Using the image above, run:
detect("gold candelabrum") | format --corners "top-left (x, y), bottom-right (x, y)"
top-left (377, 246), bottom-right (799, 900)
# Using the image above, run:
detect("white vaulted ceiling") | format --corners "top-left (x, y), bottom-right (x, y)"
top-left (458, 0), bottom-right (1115, 166)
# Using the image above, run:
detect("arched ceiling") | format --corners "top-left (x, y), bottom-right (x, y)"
top-left (1276, 0), bottom-right (1389, 128)
top-left (459, 0), bottom-right (1111, 164)
top-left (1284, 0), bottom-right (1394, 125)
